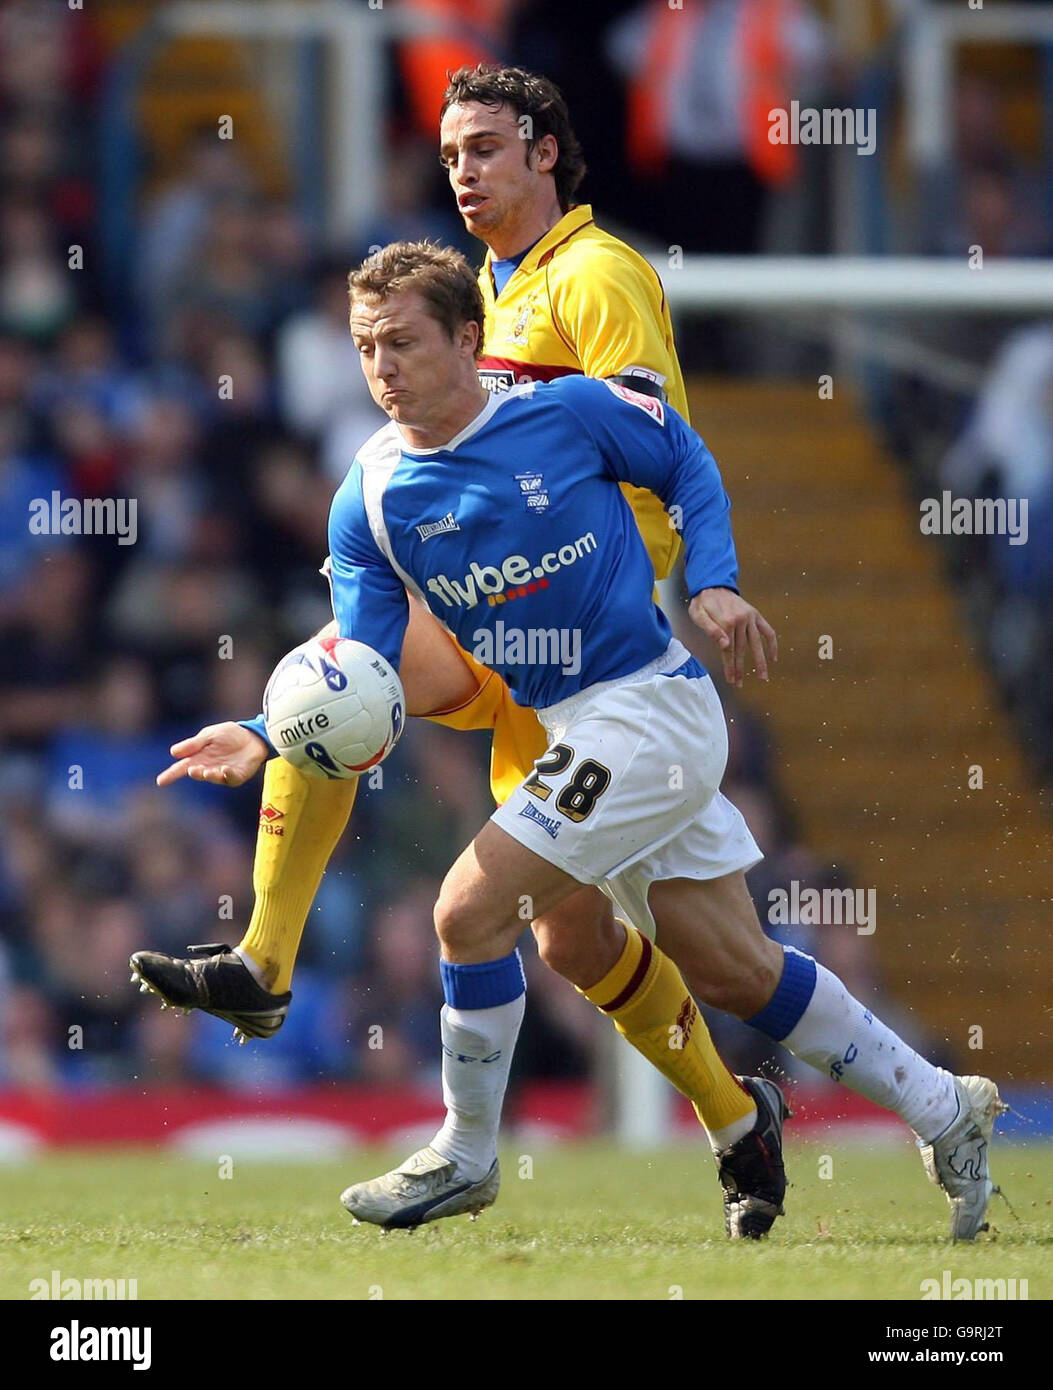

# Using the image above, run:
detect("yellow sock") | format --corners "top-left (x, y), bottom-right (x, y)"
top-left (581, 923), bottom-right (754, 1139)
top-left (237, 758), bottom-right (358, 994)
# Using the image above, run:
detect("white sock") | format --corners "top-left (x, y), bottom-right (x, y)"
top-left (430, 998), bottom-right (526, 1181)
top-left (781, 960), bottom-right (958, 1143)
top-left (232, 946), bottom-right (268, 990)
top-left (708, 1110), bottom-right (758, 1151)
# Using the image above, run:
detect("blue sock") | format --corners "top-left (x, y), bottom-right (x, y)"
top-left (439, 949), bottom-right (526, 1010)
top-left (745, 945), bottom-right (817, 1040)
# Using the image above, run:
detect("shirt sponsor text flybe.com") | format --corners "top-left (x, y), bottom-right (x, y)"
top-left (425, 532), bottom-right (598, 609)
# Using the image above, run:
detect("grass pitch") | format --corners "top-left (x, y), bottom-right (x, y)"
top-left (2, 1139), bottom-right (1049, 1301)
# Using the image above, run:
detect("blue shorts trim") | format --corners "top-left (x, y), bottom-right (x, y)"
top-left (663, 656), bottom-right (707, 680)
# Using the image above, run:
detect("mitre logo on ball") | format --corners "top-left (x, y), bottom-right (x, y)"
top-left (263, 636), bottom-right (404, 779)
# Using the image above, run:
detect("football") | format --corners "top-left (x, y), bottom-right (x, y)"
top-left (262, 635), bottom-right (404, 778)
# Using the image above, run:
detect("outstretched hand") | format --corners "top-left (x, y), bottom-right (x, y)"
top-left (688, 587), bottom-right (778, 688)
top-left (156, 722), bottom-right (270, 788)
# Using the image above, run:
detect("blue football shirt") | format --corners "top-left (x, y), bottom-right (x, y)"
top-left (324, 375), bottom-right (738, 711)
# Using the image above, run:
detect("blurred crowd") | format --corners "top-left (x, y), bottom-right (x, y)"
top-left (0, 0), bottom-right (1044, 1097)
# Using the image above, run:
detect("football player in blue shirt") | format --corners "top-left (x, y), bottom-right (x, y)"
top-left (328, 244), bottom-right (1003, 1241)
top-left (146, 242), bottom-right (1005, 1241)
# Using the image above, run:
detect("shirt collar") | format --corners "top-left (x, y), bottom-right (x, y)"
top-left (484, 204), bottom-right (595, 287)
top-left (398, 389), bottom-right (503, 456)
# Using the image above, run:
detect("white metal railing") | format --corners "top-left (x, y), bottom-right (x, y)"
top-left (651, 257), bottom-right (1053, 313)
top-left (649, 255), bottom-right (1052, 395)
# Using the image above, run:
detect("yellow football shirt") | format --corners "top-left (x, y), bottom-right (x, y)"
top-left (477, 203), bottom-right (686, 583)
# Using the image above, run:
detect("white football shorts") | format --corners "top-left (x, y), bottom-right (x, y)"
top-left (491, 639), bottom-right (763, 938)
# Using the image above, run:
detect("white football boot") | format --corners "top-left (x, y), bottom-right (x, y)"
top-left (340, 1148), bottom-right (500, 1230)
top-left (919, 1075), bottom-right (1008, 1241)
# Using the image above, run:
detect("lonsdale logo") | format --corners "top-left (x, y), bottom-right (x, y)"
top-left (259, 804), bottom-right (284, 836)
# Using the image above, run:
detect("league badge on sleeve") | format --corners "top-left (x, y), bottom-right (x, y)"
top-left (604, 378), bottom-right (666, 425)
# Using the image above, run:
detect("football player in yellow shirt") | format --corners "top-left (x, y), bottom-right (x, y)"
top-left (134, 65), bottom-right (787, 1238)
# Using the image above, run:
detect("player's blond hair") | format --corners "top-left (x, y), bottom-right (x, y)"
top-left (348, 241), bottom-right (484, 357)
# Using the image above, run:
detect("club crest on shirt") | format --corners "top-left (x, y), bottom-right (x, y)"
top-left (506, 295), bottom-right (539, 347)
top-left (515, 471), bottom-right (550, 514)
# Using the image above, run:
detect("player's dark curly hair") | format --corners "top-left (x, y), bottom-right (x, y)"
top-left (348, 241), bottom-right (485, 357)
top-left (440, 64), bottom-right (587, 212)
